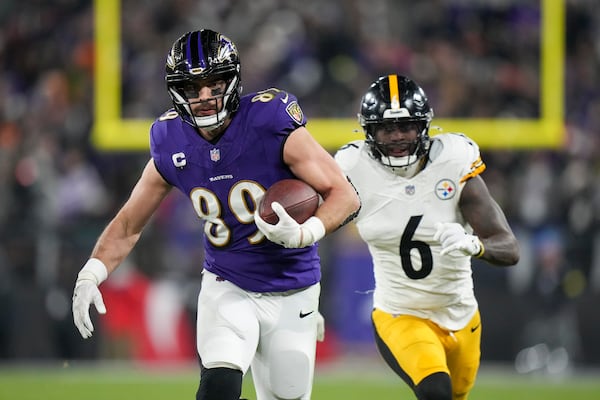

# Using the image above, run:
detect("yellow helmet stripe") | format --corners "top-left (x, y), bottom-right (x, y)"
top-left (388, 74), bottom-right (400, 109)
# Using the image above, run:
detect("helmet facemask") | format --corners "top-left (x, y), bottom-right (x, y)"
top-left (167, 72), bottom-right (240, 132)
top-left (365, 119), bottom-right (431, 169)
top-left (358, 75), bottom-right (433, 172)
top-left (165, 30), bottom-right (242, 133)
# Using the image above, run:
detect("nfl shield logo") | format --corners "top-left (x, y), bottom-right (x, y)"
top-left (405, 185), bottom-right (415, 195)
top-left (210, 148), bottom-right (220, 162)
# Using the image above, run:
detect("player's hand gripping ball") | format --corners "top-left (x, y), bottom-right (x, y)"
top-left (254, 179), bottom-right (324, 248)
top-left (258, 179), bottom-right (319, 224)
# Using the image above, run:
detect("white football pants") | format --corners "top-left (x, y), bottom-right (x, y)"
top-left (197, 270), bottom-right (321, 400)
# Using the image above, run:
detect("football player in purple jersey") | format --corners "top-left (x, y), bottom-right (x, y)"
top-left (72, 29), bottom-right (360, 400)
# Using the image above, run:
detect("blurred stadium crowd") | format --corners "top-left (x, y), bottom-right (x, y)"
top-left (0, 0), bottom-right (599, 374)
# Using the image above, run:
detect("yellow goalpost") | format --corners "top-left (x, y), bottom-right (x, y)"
top-left (92, 0), bottom-right (565, 151)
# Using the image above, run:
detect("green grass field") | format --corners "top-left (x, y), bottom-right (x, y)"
top-left (0, 361), bottom-right (598, 400)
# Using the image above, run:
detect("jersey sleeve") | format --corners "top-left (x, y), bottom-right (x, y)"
top-left (334, 140), bottom-right (364, 173)
top-left (149, 118), bottom-right (166, 174)
top-left (149, 110), bottom-right (180, 186)
top-left (430, 133), bottom-right (486, 184)
top-left (249, 88), bottom-right (307, 136)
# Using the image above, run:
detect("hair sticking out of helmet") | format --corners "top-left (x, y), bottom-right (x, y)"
top-left (165, 29), bottom-right (242, 132)
top-left (358, 74), bottom-right (434, 171)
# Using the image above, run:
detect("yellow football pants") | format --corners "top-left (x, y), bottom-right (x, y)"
top-left (371, 308), bottom-right (481, 400)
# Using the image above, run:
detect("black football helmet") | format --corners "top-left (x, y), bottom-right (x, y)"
top-left (358, 74), bottom-right (433, 168)
top-left (165, 29), bottom-right (242, 131)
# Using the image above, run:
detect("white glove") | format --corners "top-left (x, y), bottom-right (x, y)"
top-left (72, 258), bottom-right (108, 339)
top-left (434, 222), bottom-right (483, 257)
top-left (254, 202), bottom-right (325, 248)
top-left (316, 311), bottom-right (325, 342)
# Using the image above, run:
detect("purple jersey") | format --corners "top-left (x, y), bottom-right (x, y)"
top-left (150, 88), bottom-right (320, 292)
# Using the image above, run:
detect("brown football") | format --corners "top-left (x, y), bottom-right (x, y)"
top-left (258, 179), bottom-right (319, 224)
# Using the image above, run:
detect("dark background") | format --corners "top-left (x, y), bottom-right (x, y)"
top-left (0, 0), bottom-right (598, 377)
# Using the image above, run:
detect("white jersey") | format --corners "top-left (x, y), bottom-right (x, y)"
top-left (335, 133), bottom-right (485, 331)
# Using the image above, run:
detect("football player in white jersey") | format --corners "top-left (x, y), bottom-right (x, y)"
top-left (335, 74), bottom-right (520, 400)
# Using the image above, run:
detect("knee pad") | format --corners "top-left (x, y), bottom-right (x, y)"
top-left (196, 367), bottom-right (242, 400)
top-left (414, 372), bottom-right (452, 400)
top-left (269, 350), bottom-right (310, 399)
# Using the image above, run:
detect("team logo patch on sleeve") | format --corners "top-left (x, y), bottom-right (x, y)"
top-left (285, 101), bottom-right (304, 125)
top-left (435, 179), bottom-right (456, 200)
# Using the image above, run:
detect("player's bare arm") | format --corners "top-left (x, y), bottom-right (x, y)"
top-left (91, 159), bottom-right (172, 274)
top-left (283, 126), bottom-right (360, 233)
top-left (459, 175), bottom-right (520, 266)
top-left (73, 160), bottom-right (172, 338)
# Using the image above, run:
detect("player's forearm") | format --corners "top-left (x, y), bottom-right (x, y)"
top-left (316, 187), bottom-right (360, 233)
top-left (89, 217), bottom-right (143, 275)
top-left (478, 233), bottom-right (520, 266)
